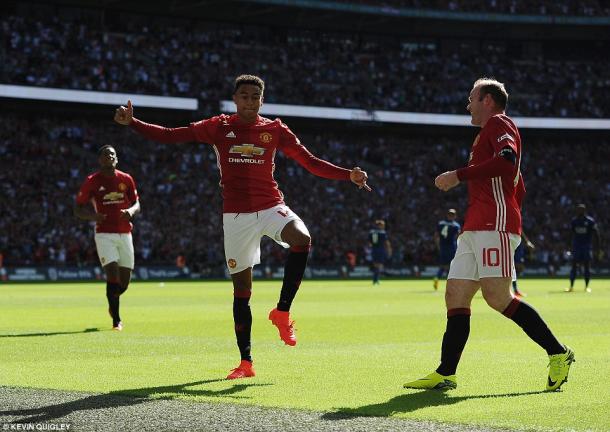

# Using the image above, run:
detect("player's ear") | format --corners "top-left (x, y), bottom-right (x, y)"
top-left (484, 93), bottom-right (493, 107)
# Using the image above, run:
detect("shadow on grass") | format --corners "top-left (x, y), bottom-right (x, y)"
top-left (0, 328), bottom-right (102, 338)
top-left (1, 378), bottom-right (272, 423)
top-left (322, 390), bottom-right (548, 420)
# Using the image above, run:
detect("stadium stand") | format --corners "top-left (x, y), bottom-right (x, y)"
top-left (1, 114), bottom-right (607, 275)
top-left (2, 13), bottom-right (609, 117)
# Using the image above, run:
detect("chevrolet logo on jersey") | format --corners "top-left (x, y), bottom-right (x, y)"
top-left (103, 191), bottom-right (124, 202)
top-left (229, 144), bottom-right (265, 158)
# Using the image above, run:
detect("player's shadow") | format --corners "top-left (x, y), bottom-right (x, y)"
top-left (0, 328), bottom-right (101, 338)
top-left (1, 378), bottom-right (272, 423)
top-left (321, 389), bottom-right (547, 420)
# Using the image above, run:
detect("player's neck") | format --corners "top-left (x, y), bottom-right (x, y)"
top-left (236, 114), bottom-right (259, 125)
top-left (100, 167), bottom-right (116, 177)
top-left (480, 110), bottom-right (504, 128)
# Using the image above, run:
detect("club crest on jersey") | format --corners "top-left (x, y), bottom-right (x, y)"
top-left (259, 132), bottom-right (272, 143)
top-left (228, 259), bottom-right (237, 269)
top-left (229, 144), bottom-right (265, 158)
top-left (497, 133), bottom-right (514, 143)
top-left (118, 183), bottom-right (127, 191)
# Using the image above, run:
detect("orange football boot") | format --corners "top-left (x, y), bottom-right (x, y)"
top-left (268, 308), bottom-right (297, 346)
top-left (226, 360), bottom-right (255, 380)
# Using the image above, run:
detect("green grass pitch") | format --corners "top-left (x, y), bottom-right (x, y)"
top-left (1, 278), bottom-right (608, 431)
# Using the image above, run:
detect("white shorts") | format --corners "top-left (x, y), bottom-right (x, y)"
top-left (223, 204), bottom-right (301, 274)
top-left (448, 231), bottom-right (521, 281)
top-left (94, 233), bottom-right (135, 269)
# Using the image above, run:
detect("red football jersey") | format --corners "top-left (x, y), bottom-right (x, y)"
top-left (189, 114), bottom-right (351, 213)
top-left (76, 169), bottom-right (139, 233)
top-left (461, 114), bottom-right (525, 234)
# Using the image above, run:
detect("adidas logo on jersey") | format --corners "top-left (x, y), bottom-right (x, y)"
top-left (226, 131), bottom-right (236, 138)
top-left (99, 186), bottom-right (106, 191)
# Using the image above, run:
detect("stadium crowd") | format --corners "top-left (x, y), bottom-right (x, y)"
top-left (1, 115), bottom-right (608, 275)
top-left (2, 13), bottom-right (609, 118)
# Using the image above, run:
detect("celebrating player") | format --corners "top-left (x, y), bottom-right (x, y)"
top-left (403, 78), bottom-right (574, 392)
top-left (433, 209), bottom-right (461, 291)
top-left (74, 145), bottom-right (140, 331)
top-left (114, 74), bottom-right (370, 379)
top-left (566, 203), bottom-right (601, 293)
top-left (369, 219), bottom-right (392, 285)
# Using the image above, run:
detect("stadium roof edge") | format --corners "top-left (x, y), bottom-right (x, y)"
top-left (241, 0), bottom-right (610, 25)
top-left (221, 101), bottom-right (610, 130)
top-left (0, 84), bottom-right (198, 111)
top-left (2, 85), bottom-right (608, 130)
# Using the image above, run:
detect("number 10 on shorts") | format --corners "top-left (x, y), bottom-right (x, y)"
top-left (482, 247), bottom-right (500, 267)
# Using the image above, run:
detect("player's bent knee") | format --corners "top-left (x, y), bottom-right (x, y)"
top-left (296, 232), bottom-right (311, 247)
top-left (482, 292), bottom-right (511, 312)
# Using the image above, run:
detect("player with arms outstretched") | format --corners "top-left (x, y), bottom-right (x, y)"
top-left (74, 145), bottom-right (141, 331)
top-left (403, 78), bottom-right (573, 392)
top-left (114, 75), bottom-right (370, 379)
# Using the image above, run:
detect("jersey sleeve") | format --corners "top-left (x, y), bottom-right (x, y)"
top-left (130, 118), bottom-right (197, 143)
top-left (189, 116), bottom-right (222, 144)
top-left (126, 174), bottom-right (139, 203)
top-left (75, 176), bottom-right (93, 205)
top-left (488, 117), bottom-right (518, 154)
top-left (278, 121), bottom-right (351, 181)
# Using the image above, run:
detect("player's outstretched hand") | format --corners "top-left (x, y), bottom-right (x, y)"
top-left (114, 100), bottom-right (133, 125)
top-left (435, 170), bottom-right (460, 192)
top-left (350, 167), bottom-right (371, 191)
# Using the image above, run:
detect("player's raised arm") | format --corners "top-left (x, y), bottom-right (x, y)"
top-left (113, 100), bottom-right (197, 144)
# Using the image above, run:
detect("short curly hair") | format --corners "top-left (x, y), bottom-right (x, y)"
top-left (233, 74), bottom-right (265, 94)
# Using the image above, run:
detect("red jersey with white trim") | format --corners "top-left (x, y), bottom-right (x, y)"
top-left (76, 169), bottom-right (138, 233)
top-left (462, 114), bottom-right (525, 234)
top-left (189, 114), bottom-right (351, 213)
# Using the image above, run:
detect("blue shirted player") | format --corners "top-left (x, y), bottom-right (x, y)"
top-left (566, 204), bottom-right (601, 293)
top-left (369, 219), bottom-right (392, 285)
top-left (512, 232), bottom-right (535, 297)
top-left (433, 209), bottom-right (461, 290)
